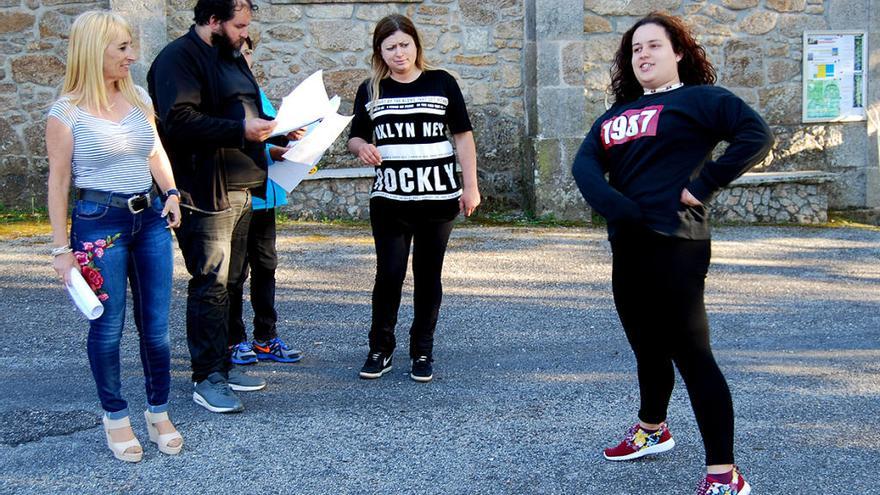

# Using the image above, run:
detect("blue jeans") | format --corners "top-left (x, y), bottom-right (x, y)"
top-left (174, 190), bottom-right (252, 382)
top-left (71, 194), bottom-right (173, 418)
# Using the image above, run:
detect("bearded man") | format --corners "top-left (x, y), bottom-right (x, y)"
top-left (148, 0), bottom-right (289, 413)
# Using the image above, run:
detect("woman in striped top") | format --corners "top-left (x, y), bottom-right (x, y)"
top-left (46, 11), bottom-right (183, 463)
top-left (348, 14), bottom-right (480, 383)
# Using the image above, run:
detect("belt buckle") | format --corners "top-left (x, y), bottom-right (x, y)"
top-left (127, 194), bottom-right (148, 214)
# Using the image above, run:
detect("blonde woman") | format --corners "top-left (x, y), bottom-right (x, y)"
top-left (47, 10), bottom-right (183, 462)
top-left (348, 14), bottom-right (480, 382)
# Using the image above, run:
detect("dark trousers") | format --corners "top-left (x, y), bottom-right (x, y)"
top-left (610, 226), bottom-right (735, 466)
top-left (369, 208), bottom-right (455, 359)
top-left (175, 190), bottom-right (252, 383)
top-left (228, 207), bottom-right (278, 345)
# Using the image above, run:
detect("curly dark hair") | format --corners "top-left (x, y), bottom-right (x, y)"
top-left (194, 0), bottom-right (257, 26)
top-left (610, 12), bottom-right (716, 104)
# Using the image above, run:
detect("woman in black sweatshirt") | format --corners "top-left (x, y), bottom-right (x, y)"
top-left (571, 12), bottom-right (772, 495)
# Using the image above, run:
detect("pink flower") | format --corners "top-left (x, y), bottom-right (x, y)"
top-left (81, 242), bottom-right (94, 251)
top-left (98, 293), bottom-right (109, 301)
top-left (74, 251), bottom-right (89, 265)
top-left (94, 247), bottom-right (104, 258)
top-left (95, 239), bottom-right (107, 248)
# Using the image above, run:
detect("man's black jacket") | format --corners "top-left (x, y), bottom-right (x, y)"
top-left (148, 26), bottom-right (283, 211)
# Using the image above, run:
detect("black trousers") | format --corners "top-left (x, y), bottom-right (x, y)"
top-left (369, 205), bottom-right (455, 359)
top-left (228, 207), bottom-right (279, 346)
top-left (175, 190), bottom-right (251, 383)
top-left (610, 226), bottom-right (734, 465)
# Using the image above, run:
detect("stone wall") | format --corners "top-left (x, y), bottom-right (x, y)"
top-left (524, 0), bottom-right (591, 220)
top-left (711, 171), bottom-right (836, 223)
top-left (3, 0), bottom-right (877, 222)
top-left (285, 173), bottom-right (373, 220)
top-left (167, 0), bottom-right (527, 213)
top-left (0, 0), bottom-right (108, 207)
top-left (567, 0), bottom-right (880, 220)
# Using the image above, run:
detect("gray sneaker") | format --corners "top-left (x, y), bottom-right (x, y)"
top-left (193, 372), bottom-right (244, 413)
top-left (228, 366), bottom-right (267, 392)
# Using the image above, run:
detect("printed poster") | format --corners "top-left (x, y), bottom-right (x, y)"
top-left (803, 31), bottom-right (867, 122)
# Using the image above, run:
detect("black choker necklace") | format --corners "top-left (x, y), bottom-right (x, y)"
top-left (644, 82), bottom-right (684, 95)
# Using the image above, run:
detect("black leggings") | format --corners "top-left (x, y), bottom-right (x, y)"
top-left (228, 207), bottom-right (278, 346)
top-left (369, 207), bottom-right (455, 359)
top-left (610, 227), bottom-right (734, 465)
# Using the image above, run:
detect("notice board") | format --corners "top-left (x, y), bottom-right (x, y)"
top-left (802, 31), bottom-right (868, 123)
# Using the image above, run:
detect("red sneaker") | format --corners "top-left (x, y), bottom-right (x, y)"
top-left (603, 421), bottom-right (675, 461)
top-left (694, 466), bottom-right (751, 495)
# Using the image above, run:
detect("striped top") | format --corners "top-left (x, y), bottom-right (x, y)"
top-left (350, 70), bottom-right (472, 208)
top-left (48, 86), bottom-right (158, 194)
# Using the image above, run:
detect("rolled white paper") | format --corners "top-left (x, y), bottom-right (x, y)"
top-left (66, 267), bottom-right (104, 320)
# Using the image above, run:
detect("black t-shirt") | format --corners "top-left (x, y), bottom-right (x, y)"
top-left (572, 85), bottom-right (773, 240)
top-left (216, 50), bottom-right (265, 190)
top-left (349, 70), bottom-right (472, 221)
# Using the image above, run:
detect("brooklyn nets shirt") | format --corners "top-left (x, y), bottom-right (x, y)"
top-left (350, 70), bottom-right (472, 220)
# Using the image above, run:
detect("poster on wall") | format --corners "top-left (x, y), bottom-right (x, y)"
top-left (802, 31), bottom-right (867, 123)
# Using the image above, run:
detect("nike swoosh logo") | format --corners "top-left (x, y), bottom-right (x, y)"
top-left (383, 356), bottom-right (392, 366)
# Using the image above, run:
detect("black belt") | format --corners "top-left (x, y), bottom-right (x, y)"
top-left (77, 187), bottom-right (158, 214)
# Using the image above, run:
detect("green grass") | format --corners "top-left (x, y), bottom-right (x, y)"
top-left (0, 205), bottom-right (48, 223)
top-left (1, 205), bottom-right (876, 241)
top-left (276, 211), bottom-right (369, 229)
top-left (275, 209), bottom-right (595, 229)
top-left (462, 209), bottom-right (592, 228)
top-left (824, 211), bottom-right (880, 231)
top-left (0, 206), bottom-right (51, 239)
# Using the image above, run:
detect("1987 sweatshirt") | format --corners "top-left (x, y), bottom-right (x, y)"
top-left (572, 84), bottom-right (773, 240)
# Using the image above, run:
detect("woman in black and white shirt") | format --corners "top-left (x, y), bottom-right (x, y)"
top-left (47, 10), bottom-right (183, 463)
top-left (348, 14), bottom-right (480, 383)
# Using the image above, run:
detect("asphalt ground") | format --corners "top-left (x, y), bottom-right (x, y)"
top-left (0, 224), bottom-right (877, 494)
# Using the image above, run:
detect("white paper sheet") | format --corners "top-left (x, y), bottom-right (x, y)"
top-left (66, 267), bottom-right (104, 320)
top-left (269, 112), bottom-right (354, 192)
top-left (267, 160), bottom-right (320, 193)
top-left (270, 70), bottom-right (341, 137)
top-left (283, 113), bottom-right (353, 167)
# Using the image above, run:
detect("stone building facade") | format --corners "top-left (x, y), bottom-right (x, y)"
top-left (1, 0), bottom-right (878, 222)
top-left (529, 0), bottom-right (880, 220)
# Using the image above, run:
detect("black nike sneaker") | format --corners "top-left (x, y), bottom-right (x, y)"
top-left (359, 351), bottom-right (393, 379)
top-left (410, 355), bottom-right (433, 383)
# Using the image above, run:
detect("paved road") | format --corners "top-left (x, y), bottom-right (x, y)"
top-left (0, 224), bottom-right (877, 494)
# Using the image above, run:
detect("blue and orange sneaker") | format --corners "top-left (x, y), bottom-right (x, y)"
top-left (253, 337), bottom-right (302, 363)
top-left (603, 421), bottom-right (675, 461)
top-left (694, 466), bottom-right (751, 495)
top-left (230, 341), bottom-right (257, 365)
